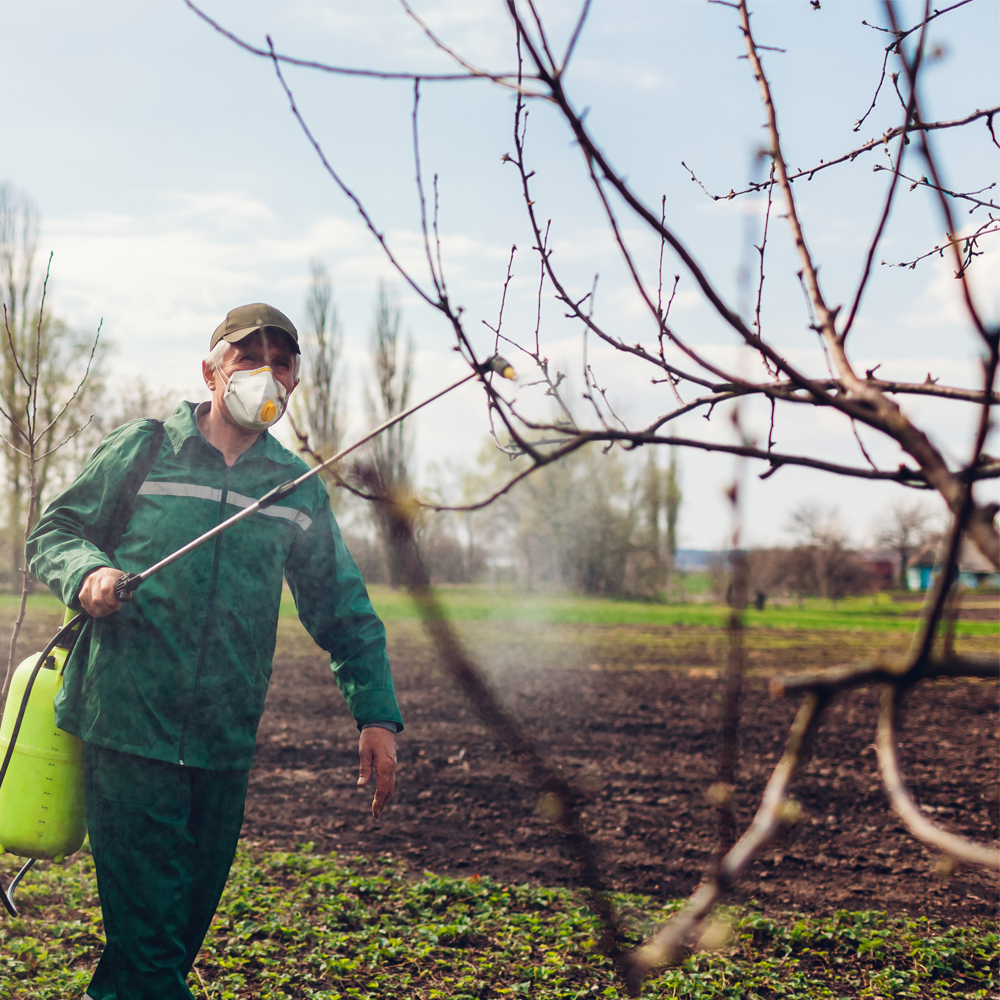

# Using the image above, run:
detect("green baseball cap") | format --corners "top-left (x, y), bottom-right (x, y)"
top-left (210, 303), bottom-right (299, 353)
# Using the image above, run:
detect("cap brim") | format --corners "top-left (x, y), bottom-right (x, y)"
top-left (221, 325), bottom-right (300, 353)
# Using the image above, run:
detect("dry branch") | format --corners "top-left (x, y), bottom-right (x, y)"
top-left (1, 254), bottom-right (101, 700)
top-left (625, 692), bottom-right (830, 988)
top-left (715, 499), bottom-right (747, 860)
top-left (690, 106), bottom-right (1000, 202)
top-left (877, 685), bottom-right (1000, 870)
top-left (772, 653), bottom-right (998, 698)
top-left (361, 470), bottom-right (628, 968)
top-left (737, 0), bottom-right (999, 568)
top-left (184, 0), bottom-right (533, 86)
top-left (882, 218), bottom-right (1000, 275)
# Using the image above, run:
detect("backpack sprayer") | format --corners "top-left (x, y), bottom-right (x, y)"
top-left (0, 355), bottom-right (515, 915)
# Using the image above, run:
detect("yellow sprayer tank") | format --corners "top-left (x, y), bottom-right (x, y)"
top-left (0, 646), bottom-right (86, 861)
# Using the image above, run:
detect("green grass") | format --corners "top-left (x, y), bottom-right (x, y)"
top-left (1, 845), bottom-right (995, 999)
top-left (3, 585), bottom-right (993, 638)
top-left (0, 593), bottom-right (64, 616)
top-left (278, 586), bottom-right (997, 637)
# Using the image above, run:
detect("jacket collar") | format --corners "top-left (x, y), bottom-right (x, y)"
top-left (164, 401), bottom-right (302, 467)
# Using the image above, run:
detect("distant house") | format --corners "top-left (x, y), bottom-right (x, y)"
top-left (860, 549), bottom-right (896, 590)
top-left (907, 537), bottom-right (1000, 590)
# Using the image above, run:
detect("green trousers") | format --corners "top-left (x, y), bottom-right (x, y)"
top-left (83, 744), bottom-right (249, 1000)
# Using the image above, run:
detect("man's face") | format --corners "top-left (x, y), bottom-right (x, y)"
top-left (203, 328), bottom-right (299, 428)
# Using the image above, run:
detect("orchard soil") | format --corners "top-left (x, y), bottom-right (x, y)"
top-left (248, 614), bottom-right (998, 925)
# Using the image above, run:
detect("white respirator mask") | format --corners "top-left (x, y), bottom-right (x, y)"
top-left (221, 366), bottom-right (288, 432)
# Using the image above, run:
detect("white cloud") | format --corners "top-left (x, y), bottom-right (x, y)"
top-left (159, 191), bottom-right (275, 227)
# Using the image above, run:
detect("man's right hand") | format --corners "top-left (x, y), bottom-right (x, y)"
top-left (78, 566), bottom-right (126, 618)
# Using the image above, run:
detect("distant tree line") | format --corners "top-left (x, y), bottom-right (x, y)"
top-left (707, 502), bottom-right (940, 606)
top-left (289, 259), bottom-right (686, 596)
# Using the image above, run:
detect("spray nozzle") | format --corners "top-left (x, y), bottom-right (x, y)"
top-left (480, 354), bottom-right (517, 380)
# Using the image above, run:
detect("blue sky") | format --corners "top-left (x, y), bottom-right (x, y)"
top-left (4, 0), bottom-right (998, 546)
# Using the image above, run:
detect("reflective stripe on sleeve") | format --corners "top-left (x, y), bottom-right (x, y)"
top-left (226, 490), bottom-right (312, 531)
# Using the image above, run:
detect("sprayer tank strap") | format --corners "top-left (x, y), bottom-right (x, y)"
top-left (103, 419), bottom-right (165, 559)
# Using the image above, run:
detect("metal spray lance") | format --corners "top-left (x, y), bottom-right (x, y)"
top-left (112, 353), bottom-right (515, 599)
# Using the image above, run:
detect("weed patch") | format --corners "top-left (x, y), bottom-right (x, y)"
top-left (1, 846), bottom-right (995, 999)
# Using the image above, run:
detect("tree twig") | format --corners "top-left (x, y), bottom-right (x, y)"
top-left (881, 219), bottom-right (999, 275)
top-left (715, 424), bottom-right (748, 861)
top-left (840, 88), bottom-right (916, 341)
top-left (872, 165), bottom-right (998, 212)
top-left (687, 105), bottom-right (1000, 202)
top-left (184, 0), bottom-right (534, 87)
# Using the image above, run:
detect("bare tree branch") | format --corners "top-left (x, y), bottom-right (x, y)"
top-left (0, 427), bottom-right (29, 458)
top-left (626, 692), bottom-right (830, 986)
top-left (36, 319), bottom-right (101, 439)
top-left (35, 414), bottom-right (95, 462)
top-left (2, 304), bottom-right (30, 391)
top-left (184, 0), bottom-right (533, 86)
top-left (715, 420), bottom-right (749, 862)
top-left (738, 0), bottom-right (1000, 568)
top-left (772, 654), bottom-right (998, 698)
top-left (877, 685), bottom-right (1000, 870)
top-left (882, 218), bottom-right (1000, 275)
top-left (265, 36), bottom-right (445, 317)
top-left (395, 0), bottom-right (546, 95)
top-left (872, 165), bottom-right (998, 212)
top-left (689, 105), bottom-right (1000, 202)
top-left (886, 1), bottom-right (994, 345)
top-left (510, 14), bottom-right (828, 402)
top-left (411, 78), bottom-right (443, 301)
top-left (840, 97), bottom-right (915, 341)
top-left (560, 0), bottom-right (592, 74)
top-left (861, 0), bottom-right (974, 48)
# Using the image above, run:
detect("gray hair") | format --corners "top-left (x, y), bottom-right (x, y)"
top-left (203, 340), bottom-right (229, 374)
top-left (204, 337), bottom-right (300, 380)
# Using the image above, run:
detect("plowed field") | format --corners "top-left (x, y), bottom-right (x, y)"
top-left (247, 612), bottom-right (998, 923)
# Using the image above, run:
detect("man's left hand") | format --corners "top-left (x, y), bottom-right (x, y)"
top-left (357, 727), bottom-right (397, 819)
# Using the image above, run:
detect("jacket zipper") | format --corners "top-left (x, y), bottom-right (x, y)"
top-left (178, 464), bottom-right (231, 766)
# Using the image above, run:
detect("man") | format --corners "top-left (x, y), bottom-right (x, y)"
top-left (26, 303), bottom-right (402, 1000)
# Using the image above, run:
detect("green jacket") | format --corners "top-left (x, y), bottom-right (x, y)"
top-left (26, 401), bottom-right (402, 770)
